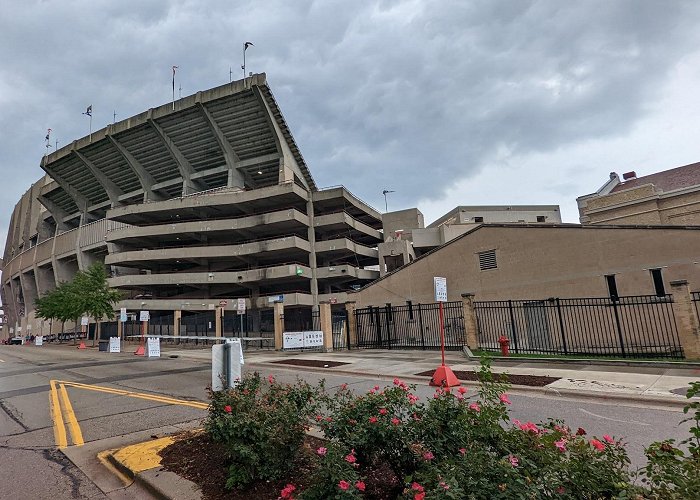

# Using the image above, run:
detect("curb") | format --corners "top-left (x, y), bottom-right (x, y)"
top-left (247, 361), bottom-right (694, 408)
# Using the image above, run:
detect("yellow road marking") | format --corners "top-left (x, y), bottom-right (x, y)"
top-left (58, 380), bottom-right (209, 410)
top-left (49, 380), bottom-right (68, 449)
top-left (110, 437), bottom-right (174, 474)
top-left (96, 449), bottom-right (133, 486)
top-left (58, 384), bottom-right (85, 446)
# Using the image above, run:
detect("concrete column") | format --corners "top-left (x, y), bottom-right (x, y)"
top-left (319, 302), bottom-right (333, 352)
top-left (670, 280), bottom-right (700, 360)
top-left (273, 301), bottom-right (285, 350)
top-left (117, 320), bottom-right (122, 340)
top-left (173, 310), bottom-right (181, 338)
top-left (461, 293), bottom-right (479, 350)
top-left (345, 301), bottom-right (357, 349)
top-left (306, 198), bottom-right (319, 311)
top-left (215, 306), bottom-right (223, 337)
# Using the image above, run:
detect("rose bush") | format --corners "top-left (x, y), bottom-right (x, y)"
top-left (203, 361), bottom-right (699, 499)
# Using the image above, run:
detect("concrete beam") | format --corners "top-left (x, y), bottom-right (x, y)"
top-left (106, 134), bottom-right (164, 201)
top-left (37, 195), bottom-right (71, 232)
top-left (147, 114), bottom-right (207, 195)
top-left (73, 149), bottom-right (124, 205)
top-left (195, 100), bottom-right (247, 189)
top-left (40, 158), bottom-right (90, 212)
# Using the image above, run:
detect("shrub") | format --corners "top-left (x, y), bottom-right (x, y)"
top-left (205, 373), bottom-right (321, 489)
top-left (633, 381), bottom-right (700, 499)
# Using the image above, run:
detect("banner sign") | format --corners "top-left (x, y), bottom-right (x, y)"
top-left (146, 337), bottom-right (160, 357)
top-left (109, 337), bottom-right (121, 353)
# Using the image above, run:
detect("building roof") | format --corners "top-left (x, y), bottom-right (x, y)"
top-left (611, 161), bottom-right (700, 193)
top-left (38, 73), bottom-right (316, 221)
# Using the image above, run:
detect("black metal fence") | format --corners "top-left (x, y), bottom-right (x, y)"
top-left (354, 302), bottom-right (465, 350)
top-left (692, 292), bottom-right (700, 325)
top-left (474, 296), bottom-right (683, 359)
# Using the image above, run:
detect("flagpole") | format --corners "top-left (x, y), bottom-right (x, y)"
top-left (89, 113), bottom-right (92, 142)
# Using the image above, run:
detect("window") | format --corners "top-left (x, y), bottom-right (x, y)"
top-left (650, 268), bottom-right (666, 297)
top-left (478, 249), bottom-right (497, 270)
top-left (474, 216), bottom-right (483, 223)
top-left (536, 216), bottom-right (546, 223)
top-left (605, 275), bottom-right (619, 301)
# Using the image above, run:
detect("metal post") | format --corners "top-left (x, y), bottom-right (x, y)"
top-left (611, 298), bottom-right (626, 357)
top-left (508, 300), bottom-right (520, 353)
top-left (555, 298), bottom-right (568, 355)
top-left (418, 303), bottom-right (426, 350)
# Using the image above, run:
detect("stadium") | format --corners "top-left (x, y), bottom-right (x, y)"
top-left (1, 74), bottom-right (383, 339)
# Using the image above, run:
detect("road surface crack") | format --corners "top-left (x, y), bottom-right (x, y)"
top-left (42, 448), bottom-right (82, 499)
top-left (0, 398), bottom-right (29, 431)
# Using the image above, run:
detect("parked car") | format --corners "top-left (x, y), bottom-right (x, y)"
top-left (9, 337), bottom-right (23, 345)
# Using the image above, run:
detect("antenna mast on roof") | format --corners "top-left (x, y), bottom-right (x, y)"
top-left (382, 189), bottom-right (395, 213)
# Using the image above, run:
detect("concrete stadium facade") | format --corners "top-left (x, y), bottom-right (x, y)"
top-left (1, 74), bottom-right (382, 337)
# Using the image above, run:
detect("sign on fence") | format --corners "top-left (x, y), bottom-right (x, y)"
top-left (140, 310), bottom-right (150, 322)
top-left (120, 308), bottom-right (127, 322)
top-left (146, 337), bottom-right (160, 357)
top-left (109, 337), bottom-right (121, 353)
top-left (434, 277), bottom-right (447, 302)
top-left (283, 331), bottom-right (324, 349)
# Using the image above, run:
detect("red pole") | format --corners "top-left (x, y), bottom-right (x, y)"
top-left (439, 301), bottom-right (445, 366)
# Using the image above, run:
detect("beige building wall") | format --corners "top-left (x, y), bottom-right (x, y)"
top-left (353, 225), bottom-right (700, 307)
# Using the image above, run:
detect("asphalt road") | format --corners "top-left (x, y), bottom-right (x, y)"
top-left (0, 343), bottom-right (694, 500)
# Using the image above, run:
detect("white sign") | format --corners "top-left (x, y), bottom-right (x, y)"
top-left (139, 310), bottom-right (150, 322)
top-left (283, 331), bottom-right (324, 349)
top-left (81, 316), bottom-right (89, 326)
top-left (17, 326), bottom-right (21, 332)
top-left (225, 338), bottom-right (245, 364)
top-left (10, 328), bottom-right (14, 334)
top-left (120, 308), bottom-right (127, 322)
top-left (27, 324), bottom-right (32, 331)
top-left (34, 336), bottom-right (43, 346)
top-left (434, 276), bottom-right (448, 302)
top-left (109, 337), bottom-right (121, 353)
top-left (283, 332), bottom-right (304, 349)
top-left (146, 337), bottom-right (160, 357)
top-left (237, 298), bottom-right (246, 312)
top-left (267, 294), bottom-right (284, 303)
top-left (303, 330), bottom-right (324, 348)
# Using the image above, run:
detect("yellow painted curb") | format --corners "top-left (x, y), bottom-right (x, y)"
top-left (110, 436), bottom-right (175, 474)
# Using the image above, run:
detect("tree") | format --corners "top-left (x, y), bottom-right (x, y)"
top-left (34, 264), bottom-right (122, 343)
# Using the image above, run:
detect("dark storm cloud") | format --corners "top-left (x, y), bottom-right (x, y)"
top-left (1, 0), bottom-right (699, 240)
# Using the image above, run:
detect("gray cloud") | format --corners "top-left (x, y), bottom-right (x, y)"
top-left (1, 0), bottom-right (700, 243)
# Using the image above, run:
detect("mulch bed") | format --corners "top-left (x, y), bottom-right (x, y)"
top-left (159, 432), bottom-right (401, 499)
top-left (415, 369), bottom-right (559, 387)
top-left (269, 359), bottom-right (350, 368)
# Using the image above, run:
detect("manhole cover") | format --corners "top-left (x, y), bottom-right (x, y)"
top-left (270, 359), bottom-right (350, 368)
top-left (670, 387), bottom-right (699, 398)
top-left (415, 370), bottom-right (560, 387)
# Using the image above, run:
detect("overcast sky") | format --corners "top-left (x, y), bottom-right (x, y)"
top-left (2, 0), bottom-right (700, 247)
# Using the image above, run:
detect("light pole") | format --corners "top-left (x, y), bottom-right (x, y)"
top-left (382, 189), bottom-right (395, 213)
top-left (242, 42), bottom-right (254, 86)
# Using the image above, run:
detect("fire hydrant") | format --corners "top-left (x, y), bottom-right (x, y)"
top-left (498, 336), bottom-right (510, 357)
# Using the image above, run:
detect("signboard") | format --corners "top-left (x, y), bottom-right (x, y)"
top-left (283, 330), bottom-right (324, 349)
top-left (283, 332), bottom-right (304, 349)
top-left (267, 294), bottom-right (284, 303)
top-left (295, 266), bottom-right (303, 276)
top-left (434, 276), bottom-right (448, 302)
top-left (225, 338), bottom-right (245, 364)
top-left (120, 308), bottom-right (127, 322)
top-left (81, 317), bottom-right (89, 326)
top-left (219, 300), bottom-right (228, 307)
top-left (237, 298), bottom-right (246, 316)
top-left (35, 336), bottom-right (43, 346)
top-left (146, 337), bottom-right (160, 357)
top-left (330, 297), bottom-right (337, 304)
top-left (10, 328), bottom-right (14, 334)
top-left (139, 310), bottom-right (150, 322)
top-left (303, 330), bottom-right (324, 348)
top-left (109, 337), bottom-right (121, 353)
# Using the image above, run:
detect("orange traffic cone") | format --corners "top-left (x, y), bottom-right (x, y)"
top-left (77, 341), bottom-right (87, 349)
top-left (134, 345), bottom-right (145, 356)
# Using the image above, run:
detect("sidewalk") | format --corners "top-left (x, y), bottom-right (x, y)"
top-left (162, 346), bottom-right (700, 406)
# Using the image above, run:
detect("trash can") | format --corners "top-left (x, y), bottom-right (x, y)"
top-left (98, 339), bottom-right (109, 352)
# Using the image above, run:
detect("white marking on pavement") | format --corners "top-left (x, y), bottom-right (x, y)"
top-left (579, 408), bottom-right (650, 426)
top-left (0, 359), bottom-right (5, 362)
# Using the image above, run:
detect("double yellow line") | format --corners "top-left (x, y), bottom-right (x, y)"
top-left (49, 380), bottom-right (208, 449)
top-left (49, 380), bottom-right (84, 449)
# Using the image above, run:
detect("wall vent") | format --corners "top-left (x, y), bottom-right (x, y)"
top-left (478, 249), bottom-right (497, 271)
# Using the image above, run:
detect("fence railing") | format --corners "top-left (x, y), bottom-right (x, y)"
top-left (692, 292), bottom-right (700, 326)
top-left (354, 302), bottom-right (465, 350)
top-left (474, 296), bottom-right (683, 359)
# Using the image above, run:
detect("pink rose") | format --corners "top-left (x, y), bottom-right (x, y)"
top-left (369, 416), bottom-right (378, 424)
top-left (316, 447), bottom-right (327, 456)
top-left (458, 386), bottom-right (467, 394)
top-left (379, 408), bottom-right (387, 415)
top-left (603, 434), bottom-right (614, 444)
top-left (508, 454), bottom-right (519, 467)
top-left (224, 405), bottom-right (232, 414)
top-left (590, 438), bottom-right (605, 451)
top-left (345, 452), bottom-right (356, 464)
top-left (411, 482), bottom-right (424, 492)
top-left (338, 480), bottom-right (350, 491)
top-left (469, 402), bottom-right (481, 412)
top-left (391, 417), bottom-right (400, 426)
top-left (554, 439), bottom-right (566, 452)
top-left (499, 393), bottom-right (511, 405)
top-left (355, 481), bottom-right (366, 491)
top-left (422, 451), bottom-right (434, 461)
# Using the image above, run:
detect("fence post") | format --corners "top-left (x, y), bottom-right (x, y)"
top-left (508, 300), bottom-right (520, 353)
top-left (461, 293), bottom-right (479, 350)
top-left (345, 301), bottom-right (357, 349)
top-left (273, 301), bottom-right (285, 350)
top-left (173, 310), bottom-right (181, 343)
top-left (670, 280), bottom-right (700, 360)
top-left (319, 302), bottom-right (333, 352)
top-left (610, 298), bottom-right (626, 357)
top-left (555, 298), bottom-right (568, 355)
top-left (418, 304), bottom-right (425, 350)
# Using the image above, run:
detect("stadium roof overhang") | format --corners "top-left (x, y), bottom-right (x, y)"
top-left (38, 73), bottom-right (316, 224)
